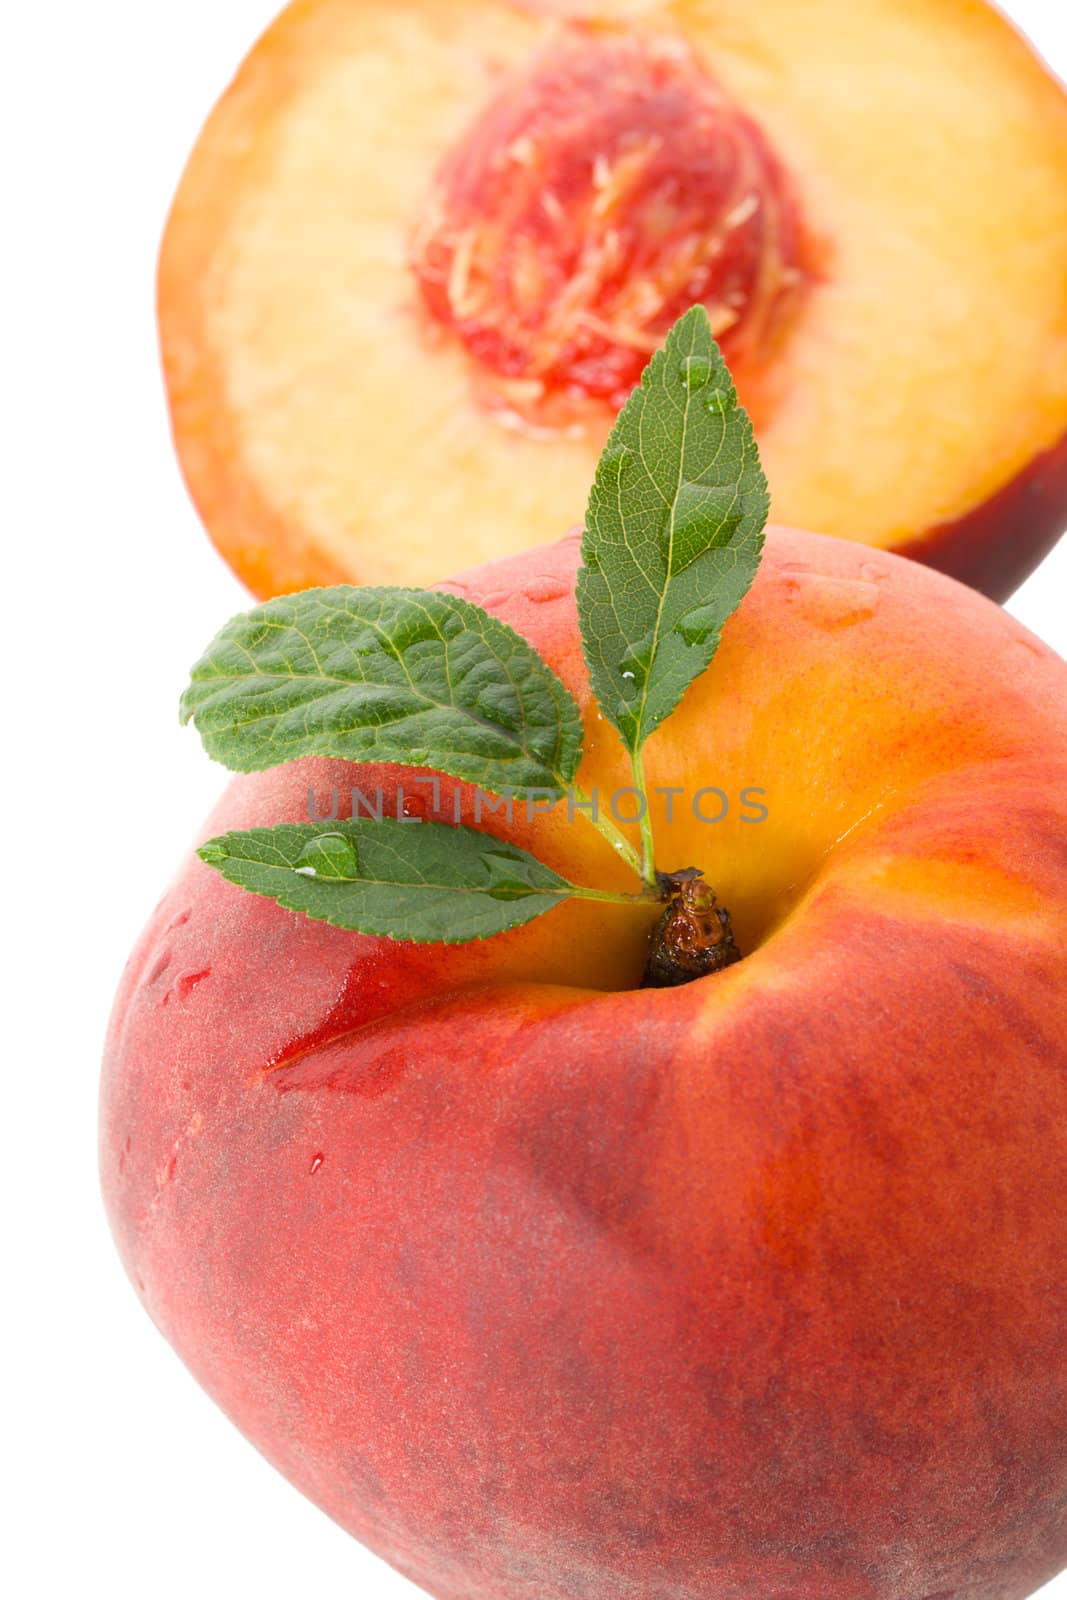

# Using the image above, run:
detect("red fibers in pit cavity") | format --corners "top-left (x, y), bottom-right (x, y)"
top-left (411, 32), bottom-right (808, 421)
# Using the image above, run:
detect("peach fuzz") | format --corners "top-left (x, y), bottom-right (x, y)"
top-left (102, 527), bottom-right (1067, 1600)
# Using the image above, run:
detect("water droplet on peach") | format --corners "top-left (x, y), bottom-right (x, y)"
top-left (524, 577), bottom-right (569, 603)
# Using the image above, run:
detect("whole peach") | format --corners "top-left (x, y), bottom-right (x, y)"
top-left (102, 528), bottom-right (1067, 1600)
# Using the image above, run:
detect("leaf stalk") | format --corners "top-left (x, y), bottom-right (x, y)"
top-left (630, 746), bottom-right (658, 884)
top-left (569, 783), bottom-right (650, 885)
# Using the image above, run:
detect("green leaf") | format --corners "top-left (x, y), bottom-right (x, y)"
top-left (577, 305), bottom-right (769, 755)
top-left (197, 821), bottom-right (580, 943)
top-left (180, 588), bottom-right (582, 796)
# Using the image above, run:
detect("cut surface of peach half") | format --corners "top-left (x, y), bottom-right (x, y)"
top-left (159, 0), bottom-right (1067, 599)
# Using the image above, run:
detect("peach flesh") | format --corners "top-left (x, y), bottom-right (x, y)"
top-left (157, 0), bottom-right (1067, 598)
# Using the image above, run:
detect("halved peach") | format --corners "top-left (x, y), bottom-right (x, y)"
top-left (159, 0), bottom-right (1067, 599)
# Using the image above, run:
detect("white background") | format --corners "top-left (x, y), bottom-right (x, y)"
top-left (4, 2), bottom-right (1066, 1595)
